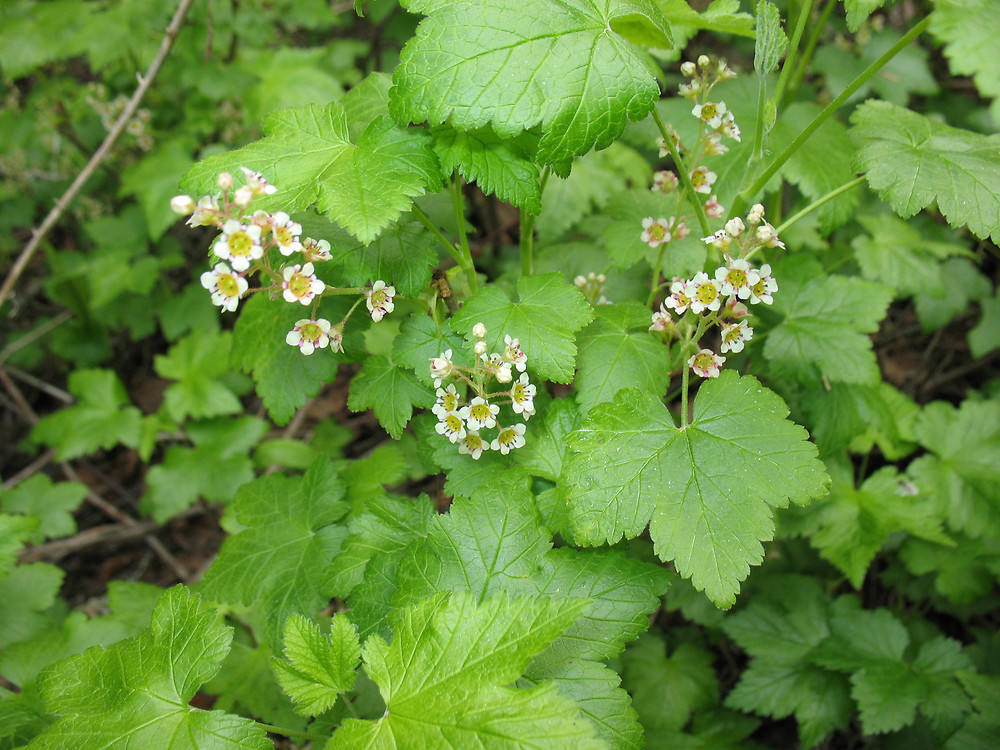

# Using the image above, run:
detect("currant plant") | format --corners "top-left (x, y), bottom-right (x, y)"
top-left (3, 0), bottom-right (1000, 748)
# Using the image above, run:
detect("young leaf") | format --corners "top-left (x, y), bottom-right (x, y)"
top-left (348, 355), bottom-right (434, 439)
top-left (181, 103), bottom-right (442, 244)
top-left (899, 535), bottom-right (1000, 606)
top-left (851, 100), bottom-right (1000, 244)
top-left (391, 0), bottom-right (672, 164)
top-left (451, 272), bottom-right (594, 383)
top-left (198, 458), bottom-right (350, 651)
top-left (0, 515), bottom-right (38, 576)
top-left (574, 303), bottom-right (672, 414)
top-left (0, 563), bottom-right (63, 650)
top-left (328, 591), bottom-right (604, 749)
top-left (154, 330), bottom-right (244, 423)
top-left (753, 1), bottom-right (788, 75)
top-left (273, 613), bottom-right (361, 716)
top-left (561, 373), bottom-right (828, 607)
top-left (0, 475), bottom-right (87, 543)
top-left (31, 586), bottom-right (270, 749)
top-left (30, 369), bottom-right (142, 459)
top-left (763, 257), bottom-right (893, 386)
top-left (931, 0), bottom-right (1000, 123)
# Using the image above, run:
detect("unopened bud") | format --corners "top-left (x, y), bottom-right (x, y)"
top-left (680, 61), bottom-right (696, 76)
top-left (170, 195), bottom-right (196, 215)
top-left (217, 172), bottom-right (233, 191)
top-left (233, 185), bottom-right (254, 208)
top-left (574, 275), bottom-right (587, 288)
top-left (725, 218), bottom-right (745, 237)
top-left (698, 54), bottom-right (710, 68)
top-left (472, 322), bottom-right (487, 339)
top-left (474, 340), bottom-right (487, 356)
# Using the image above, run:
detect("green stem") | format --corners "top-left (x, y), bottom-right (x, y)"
top-left (651, 109), bottom-right (711, 236)
top-left (646, 244), bottom-right (668, 307)
top-left (728, 15), bottom-right (931, 220)
top-left (410, 203), bottom-right (464, 268)
top-left (787, 0), bottom-right (835, 105)
top-left (520, 167), bottom-right (550, 277)
top-left (774, 175), bottom-right (865, 235)
top-left (450, 177), bottom-right (479, 294)
top-left (772, 0), bottom-right (815, 107)
top-left (253, 722), bottom-right (329, 742)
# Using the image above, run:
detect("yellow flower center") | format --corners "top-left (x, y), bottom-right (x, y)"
top-left (288, 273), bottom-right (311, 298)
top-left (471, 403), bottom-right (491, 421)
top-left (370, 289), bottom-right (388, 307)
top-left (728, 269), bottom-right (747, 287)
top-left (300, 322), bottom-right (323, 343)
top-left (229, 231), bottom-right (252, 256)
top-left (444, 414), bottom-right (463, 433)
top-left (218, 273), bottom-right (240, 297)
top-left (696, 284), bottom-right (718, 304)
top-left (275, 226), bottom-right (293, 246)
top-left (647, 223), bottom-right (667, 241)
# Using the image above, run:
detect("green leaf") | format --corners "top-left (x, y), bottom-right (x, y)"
top-left (851, 100), bottom-right (1000, 244)
top-left (230, 293), bottom-right (342, 426)
top-left (243, 48), bottom-right (345, 124)
top-left (181, 103), bottom-right (442, 243)
top-left (561, 374), bottom-right (828, 607)
top-left (784, 459), bottom-right (951, 588)
top-left (0, 1), bottom-right (92, 79)
top-left (574, 303), bottom-right (672, 414)
top-left (451, 272), bottom-right (594, 383)
top-left (843, 0), bottom-right (888, 32)
top-left (513, 397), bottom-right (582, 482)
top-left (908, 399), bottom-right (1000, 538)
top-left (0, 515), bottom-right (39, 576)
top-left (852, 213), bottom-right (969, 298)
top-left (753, 1), bottom-right (787, 75)
top-left (30, 370), bottom-right (142, 460)
top-left (140, 417), bottom-right (269, 523)
top-left (154, 330), bottom-right (244, 423)
top-left (900, 535), bottom-right (1000, 605)
top-left (30, 586), bottom-right (270, 749)
top-left (721, 576), bottom-right (852, 747)
top-left (0, 475), bottom-right (86, 543)
top-left (273, 613), bottom-right (361, 716)
top-left (391, 0), bottom-right (671, 164)
top-left (119, 137), bottom-right (195, 242)
top-left (393, 314), bottom-right (468, 386)
top-left (654, 0), bottom-right (755, 40)
top-left (770, 103), bottom-right (859, 232)
top-left (328, 591), bottom-right (604, 749)
top-left (198, 458), bottom-right (350, 651)
top-left (621, 635), bottom-right (718, 733)
top-left (599, 190), bottom-right (706, 275)
top-left (763, 257), bottom-right (893, 386)
top-left (800, 382), bottom-right (918, 459)
top-left (432, 126), bottom-right (542, 213)
top-left (931, 0), bottom-right (1000, 123)
top-left (348, 355), bottom-right (434, 439)
top-left (0, 563), bottom-right (63, 650)
top-left (969, 289), bottom-right (1000, 358)
top-left (946, 672), bottom-right (1000, 750)
top-left (326, 222), bottom-right (438, 299)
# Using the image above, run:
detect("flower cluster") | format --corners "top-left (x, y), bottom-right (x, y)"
top-left (429, 324), bottom-right (534, 460)
top-left (573, 272), bottom-right (612, 305)
top-left (650, 204), bottom-right (780, 379)
top-left (171, 169), bottom-right (397, 356)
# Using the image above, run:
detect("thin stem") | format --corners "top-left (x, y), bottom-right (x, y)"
top-left (410, 203), bottom-right (464, 267)
top-left (728, 15), bottom-right (931, 220)
top-left (651, 109), bottom-right (711, 236)
top-left (253, 723), bottom-right (329, 742)
top-left (772, 0), bottom-right (816, 107)
top-left (519, 167), bottom-right (549, 277)
top-left (775, 175), bottom-right (865, 235)
top-left (0, 310), bottom-right (74, 366)
top-left (450, 177), bottom-right (479, 294)
top-left (0, 0), bottom-right (199, 313)
top-left (788, 0), bottom-right (835, 104)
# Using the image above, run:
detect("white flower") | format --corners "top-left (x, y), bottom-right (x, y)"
top-left (430, 349), bottom-right (455, 387)
top-left (286, 318), bottom-right (333, 356)
top-left (302, 237), bottom-right (332, 262)
top-left (282, 262), bottom-right (325, 305)
top-left (684, 273), bottom-right (723, 314)
top-left (704, 195), bottom-right (724, 218)
top-left (432, 384), bottom-right (462, 420)
top-left (233, 185), bottom-right (254, 208)
top-left (641, 217), bottom-right (672, 248)
top-left (239, 166), bottom-right (277, 195)
top-left (689, 348), bottom-right (725, 378)
top-left (724, 297), bottom-right (750, 318)
top-left (200, 262), bottom-right (248, 313)
top-left (756, 222), bottom-right (785, 249)
top-left (649, 305), bottom-right (673, 332)
top-left (491, 423), bottom-right (527, 454)
top-left (720, 320), bottom-right (753, 353)
top-left (725, 218), bottom-right (745, 238)
top-left (664, 279), bottom-right (694, 315)
top-left (366, 280), bottom-right (395, 322)
top-left (458, 430), bottom-right (488, 459)
top-left (271, 212), bottom-right (303, 256)
top-left (187, 195), bottom-right (220, 228)
top-left (481, 353), bottom-right (512, 384)
top-left (510, 373), bottom-right (536, 418)
top-left (703, 132), bottom-right (728, 155)
top-left (702, 229), bottom-right (732, 251)
top-left (503, 334), bottom-right (527, 372)
top-left (719, 112), bottom-right (741, 142)
top-left (715, 259), bottom-right (760, 300)
top-left (435, 412), bottom-right (467, 443)
top-left (692, 101), bottom-right (726, 128)
top-left (689, 166), bottom-right (717, 195)
top-left (170, 195), bottom-right (195, 215)
top-left (748, 263), bottom-right (778, 305)
top-left (651, 170), bottom-right (679, 194)
top-left (459, 396), bottom-right (500, 431)
top-left (213, 219), bottom-right (263, 272)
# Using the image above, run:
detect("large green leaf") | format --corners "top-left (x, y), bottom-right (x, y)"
top-left (931, 0), bottom-right (1000, 123)
top-left (391, 0), bottom-right (672, 164)
top-left (851, 100), bottom-right (1000, 244)
top-left (561, 374), bottom-right (828, 607)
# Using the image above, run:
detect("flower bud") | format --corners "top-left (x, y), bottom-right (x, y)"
top-left (725, 217), bottom-right (745, 238)
top-left (698, 54), bottom-right (710, 68)
top-left (472, 322), bottom-right (487, 339)
top-left (233, 185), bottom-right (254, 208)
top-left (170, 195), bottom-right (196, 215)
top-left (217, 172), bottom-right (233, 191)
top-left (474, 340), bottom-right (487, 356)
top-left (680, 61), bottom-right (696, 76)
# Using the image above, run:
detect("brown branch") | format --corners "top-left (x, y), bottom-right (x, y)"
top-left (0, 0), bottom-right (199, 313)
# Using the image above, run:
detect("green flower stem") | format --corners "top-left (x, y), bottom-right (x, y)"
top-left (728, 14), bottom-right (931, 220)
top-left (651, 108), bottom-right (711, 237)
top-left (339, 295), bottom-right (365, 326)
top-left (519, 167), bottom-right (550, 277)
top-left (774, 175), bottom-right (866, 235)
top-left (409, 202), bottom-right (475, 286)
top-left (772, 0), bottom-right (816, 108)
top-left (450, 177), bottom-right (480, 294)
top-left (253, 722), bottom-right (329, 742)
top-left (680, 355), bottom-right (691, 428)
top-left (787, 0), bottom-right (835, 105)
